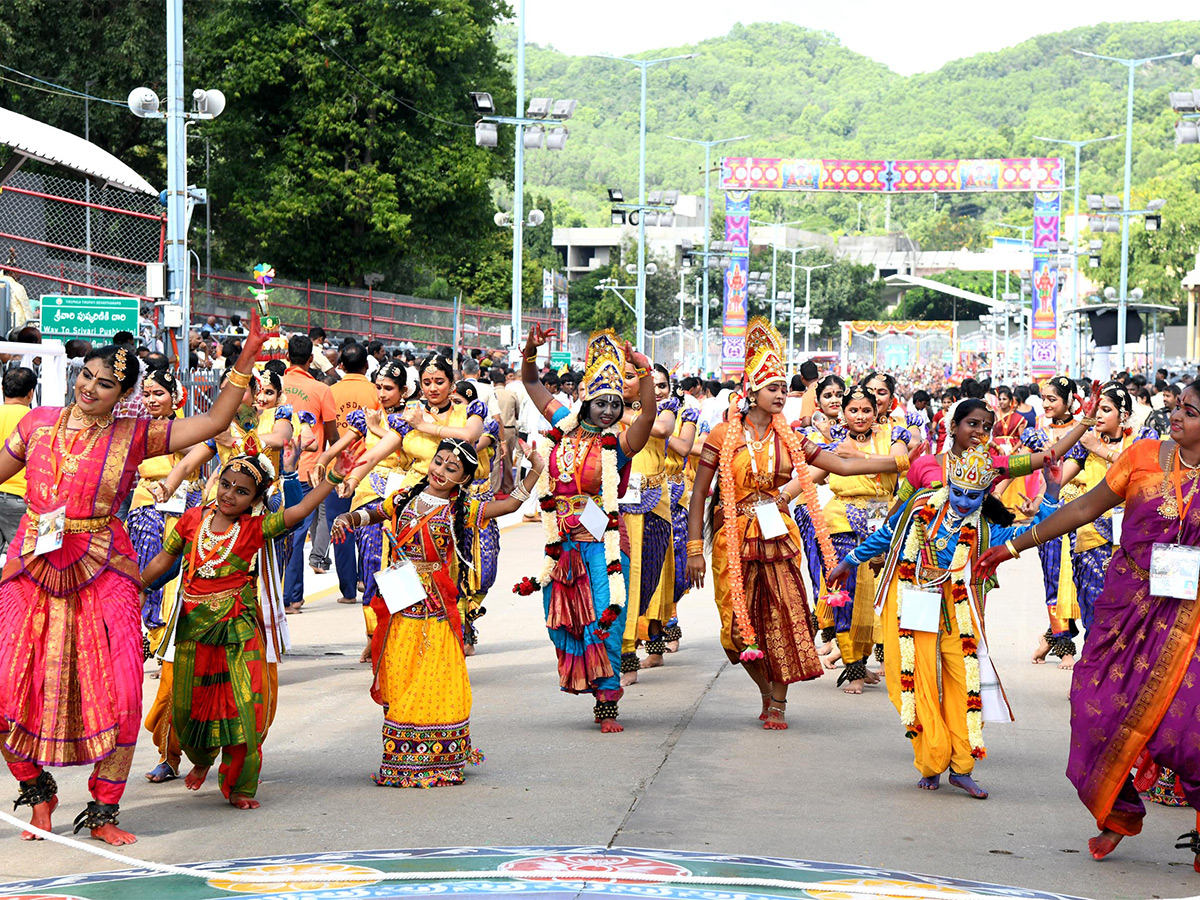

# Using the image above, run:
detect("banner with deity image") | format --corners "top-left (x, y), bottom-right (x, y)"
top-left (722, 191), bottom-right (751, 377)
top-left (1029, 191), bottom-right (1062, 378)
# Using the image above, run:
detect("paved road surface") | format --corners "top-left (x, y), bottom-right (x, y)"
top-left (1, 520), bottom-right (1195, 900)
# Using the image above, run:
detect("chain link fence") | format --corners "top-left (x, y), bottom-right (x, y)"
top-left (0, 170), bottom-right (163, 323)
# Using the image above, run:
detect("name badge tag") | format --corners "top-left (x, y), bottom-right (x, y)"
top-left (34, 505), bottom-right (66, 556)
top-left (867, 516), bottom-right (885, 535)
top-left (754, 501), bottom-right (788, 539)
top-left (1112, 508), bottom-right (1124, 546)
top-left (384, 472), bottom-right (405, 498)
top-left (900, 588), bottom-right (942, 633)
top-left (1149, 543), bottom-right (1200, 601)
top-left (579, 499), bottom-right (610, 541)
top-left (375, 558), bottom-right (428, 614)
top-left (619, 473), bottom-right (642, 506)
top-left (156, 484), bottom-right (187, 515)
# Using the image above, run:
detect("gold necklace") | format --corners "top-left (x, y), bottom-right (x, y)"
top-left (197, 510), bottom-right (241, 577)
top-left (53, 410), bottom-right (107, 478)
top-left (68, 404), bottom-right (114, 430)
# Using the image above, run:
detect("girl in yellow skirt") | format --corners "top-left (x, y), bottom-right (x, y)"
top-left (332, 438), bottom-right (544, 787)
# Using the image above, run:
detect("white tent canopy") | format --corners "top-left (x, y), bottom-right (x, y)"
top-left (0, 105), bottom-right (156, 196)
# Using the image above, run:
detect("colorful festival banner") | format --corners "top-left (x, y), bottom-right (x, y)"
top-left (719, 157), bottom-right (1064, 193)
top-left (843, 320), bottom-right (955, 337)
top-left (722, 191), bottom-right (752, 377)
top-left (1030, 191), bottom-right (1062, 377)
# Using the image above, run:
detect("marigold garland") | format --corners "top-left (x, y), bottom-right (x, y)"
top-left (513, 413), bottom-right (626, 631)
top-left (719, 402), bottom-right (837, 662)
top-left (895, 486), bottom-right (986, 757)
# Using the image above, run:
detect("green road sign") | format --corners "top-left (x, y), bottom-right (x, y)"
top-left (550, 351), bottom-right (572, 369)
top-left (40, 294), bottom-right (139, 340)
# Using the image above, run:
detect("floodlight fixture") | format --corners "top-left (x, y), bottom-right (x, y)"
top-left (527, 209), bottom-right (545, 227)
top-left (1088, 254), bottom-right (1101, 268)
top-left (1147, 198), bottom-right (1167, 211)
top-left (645, 263), bottom-right (658, 276)
top-left (607, 188), bottom-right (624, 202)
top-left (1088, 216), bottom-right (1106, 232)
top-left (663, 190), bottom-right (679, 206)
top-left (1103, 194), bottom-right (1121, 210)
top-left (610, 209), bottom-right (627, 226)
top-left (551, 99), bottom-right (578, 119)
top-left (191, 88), bottom-right (226, 117)
top-left (1177, 122), bottom-right (1200, 145)
top-left (469, 92), bottom-right (495, 115)
top-left (1170, 90), bottom-right (1200, 113)
top-left (643, 212), bottom-right (659, 226)
top-left (1130, 287), bottom-right (1144, 302)
top-left (526, 97), bottom-right (552, 118)
top-left (474, 121), bottom-right (499, 148)
top-left (127, 87), bottom-right (161, 118)
top-left (546, 127), bottom-right (568, 151)
top-left (1104, 286), bottom-right (1118, 300)
top-left (1105, 219), bottom-right (1121, 233)
top-left (1085, 194), bottom-right (1104, 211)
top-left (659, 212), bottom-right (675, 228)
top-left (523, 125), bottom-right (545, 150)
top-left (494, 212), bottom-right (511, 227)
top-left (1145, 214), bottom-right (1161, 231)
top-left (1089, 239), bottom-right (1104, 250)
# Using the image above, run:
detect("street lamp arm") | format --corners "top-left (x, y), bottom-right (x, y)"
top-left (1071, 49), bottom-right (1188, 65)
top-left (665, 134), bottom-right (751, 147)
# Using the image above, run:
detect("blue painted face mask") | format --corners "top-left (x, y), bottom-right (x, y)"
top-left (948, 484), bottom-right (985, 518)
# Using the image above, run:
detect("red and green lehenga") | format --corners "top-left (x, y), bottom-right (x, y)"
top-left (161, 505), bottom-right (288, 801)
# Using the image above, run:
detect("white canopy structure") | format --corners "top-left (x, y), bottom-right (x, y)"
top-left (0, 105), bottom-right (156, 196)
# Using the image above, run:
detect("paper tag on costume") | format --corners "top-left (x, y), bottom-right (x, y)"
top-left (619, 473), bottom-right (642, 505)
top-left (375, 558), bottom-right (427, 615)
top-left (900, 588), bottom-right (942, 633)
top-left (156, 484), bottom-right (187, 515)
top-left (754, 501), bottom-right (788, 539)
top-left (33, 505), bottom-right (66, 556)
top-left (1150, 543), bottom-right (1200, 600)
top-left (580, 499), bottom-right (609, 541)
top-left (384, 472), bottom-right (404, 497)
top-left (1112, 509), bottom-right (1124, 545)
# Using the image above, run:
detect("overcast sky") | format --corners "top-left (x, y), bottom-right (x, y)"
top-left (520, 0), bottom-right (1196, 75)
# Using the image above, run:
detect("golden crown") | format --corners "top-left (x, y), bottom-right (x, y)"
top-left (581, 330), bottom-right (625, 402)
top-left (947, 444), bottom-right (998, 491)
top-left (744, 317), bottom-right (786, 391)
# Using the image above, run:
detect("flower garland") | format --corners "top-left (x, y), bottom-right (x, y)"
top-left (514, 412), bottom-right (626, 636)
top-left (719, 403), bottom-right (839, 662)
top-left (896, 486), bottom-right (986, 758)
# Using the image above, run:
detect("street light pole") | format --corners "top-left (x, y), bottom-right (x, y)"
top-left (792, 263), bottom-right (832, 357)
top-left (601, 54), bottom-right (696, 353)
top-left (1034, 132), bottom-right (1120, 378)
top-left (1074, 49), bottom-right (1186, 371)
top-left (510, 0), bottom-right (526, 357)
top-left (664, 134), bottom-right (748, 375)
top-left (166, 0), bottom-right (188, 357)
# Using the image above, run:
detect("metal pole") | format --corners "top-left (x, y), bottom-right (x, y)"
top-left (510, 0), bottom-right (526, 356)
top-left (1117, 61), bottom-right (1134, 372)
top-left (166, 0), bottom-right (188, 353)
top-left (84, 80), bottom-right (93, 289)
top-left (678, 269), bottom-right (685, 366)
top-left (803, 267), bottom-right (813, 356)
top-left (702, 143), bottom-right (711, 375)
top-left (635, 61), bottom-right (647, 353)
top-left (205, 137), bottom-right (212, 294)
top-left (787, 257), bottom-right (797, 374)
top-left (769, 233), bottom-right (778, 328)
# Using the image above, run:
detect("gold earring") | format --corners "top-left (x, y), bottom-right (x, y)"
top-left (748, 394), bottom-right (757, 408)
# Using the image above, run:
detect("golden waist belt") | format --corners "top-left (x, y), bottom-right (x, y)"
top-left (20, 512), bottom-right (113, 555)
top-left (555, 495), bottom-right (592, 517)
top-left (639, 473), bottom-right (666, 489)
top-left (410, 561), bottom-right (442, 574)
top-left (183, 588), bottom-right (240, 612)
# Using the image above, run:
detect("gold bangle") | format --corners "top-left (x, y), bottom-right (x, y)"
top-left (436, 425), bottom-right (443, 438)
top-left (636, 366), bottom-right (650, 379)
top-left (227, 368), bottom-right (252, 390)
top-left (686, 539), bottom-right (705, 557)
top-left (312, 462), bottom-right (327, 481)
top-left (1030, 523), bottom-right (1043, 546)
top-left (1005, 539), bottom-right (1020, 560)
top-left (895, 453), bottom-right (911, 475)
top-left (1081, 416), bottom-right (1097, 427)
top-left (525, 355), bottom-right (538, 363)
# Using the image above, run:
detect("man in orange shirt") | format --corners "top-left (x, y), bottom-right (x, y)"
top-left (281, 334), bottom-right (339, 612)
top-left (326, 342), bottom-right (380, 603)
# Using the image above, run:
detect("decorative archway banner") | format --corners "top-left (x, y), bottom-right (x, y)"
top-left (719, 157), bottom-right (1065, 193)
top-left (843, 320), bottom-right (955, 336)
top-left (719, 156), bottom-right (1063, 377)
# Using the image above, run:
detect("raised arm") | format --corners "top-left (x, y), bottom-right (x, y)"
top-left (284, 445), bottom-right (360, 529)
top-left (520, 324), bottom-right (558, 418)
top-left (167, 312), bottom-right (267, 451)
top-left (619, 345), bottom-right (657, 457)
top-left (481, 447), bottom-right (546, 519)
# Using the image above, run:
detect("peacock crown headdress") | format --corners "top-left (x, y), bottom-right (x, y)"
top-left (581, 329), bottom-right (625, 402)
top-left (947, 443), bottom-right (998, 491)
top-left (743, 317), bottom-right (786, 392)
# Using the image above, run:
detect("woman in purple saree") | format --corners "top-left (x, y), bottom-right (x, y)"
top-left (980, 384), bottom-right (1200, 872)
